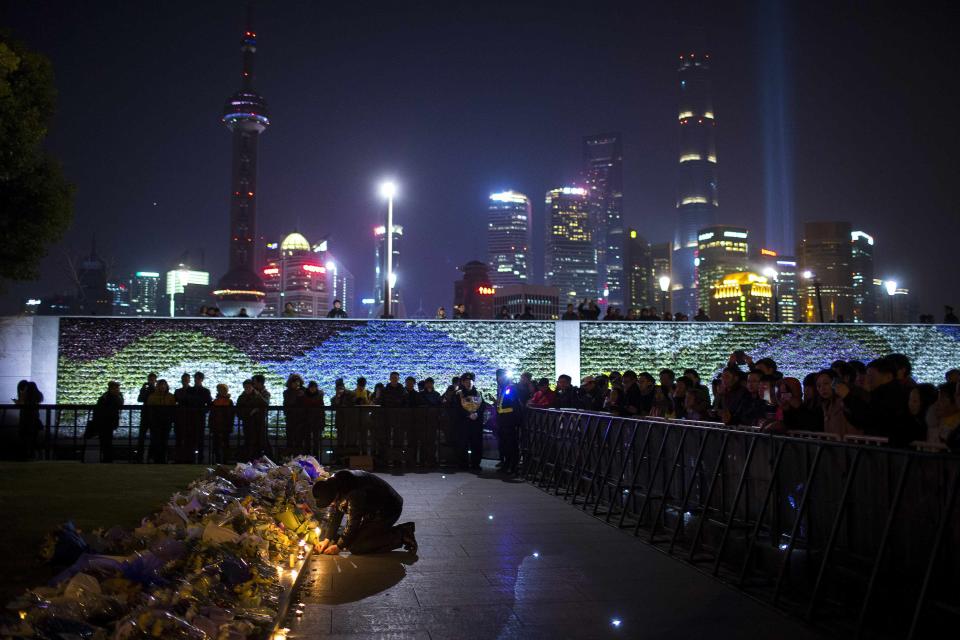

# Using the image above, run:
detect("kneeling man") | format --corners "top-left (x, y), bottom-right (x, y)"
top-left (313, 469), bottom-right (418, 555)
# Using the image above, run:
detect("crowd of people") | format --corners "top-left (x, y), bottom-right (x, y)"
top-left (9, 349), bottom-right (960, 465)
top-left (543, 352), bottom-right (960, 451)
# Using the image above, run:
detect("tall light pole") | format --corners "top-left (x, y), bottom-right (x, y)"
top-left (658, 275), bottom-right (671, 318)
top-left (762, 267), bottom-right (779, 323)
top-left (379, 180), bottom-right (397, 318)
top-left (803, 270), bottom-right (825, 323)
top-left (884, 279), bottom-right (898, 323)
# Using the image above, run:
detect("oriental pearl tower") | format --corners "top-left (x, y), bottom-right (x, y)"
top-left (213, 8), bottom-right (269, 316)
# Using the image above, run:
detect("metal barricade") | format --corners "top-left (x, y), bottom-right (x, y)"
top-left (523, 407), bottom-right (960, 639)
top-left (0, 404), bottom-right (458, 469)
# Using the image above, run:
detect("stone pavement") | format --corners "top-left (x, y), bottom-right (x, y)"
top-left (283, 466), bottom-right (824, 639)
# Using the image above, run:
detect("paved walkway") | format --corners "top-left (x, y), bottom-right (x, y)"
top-left (284, 467), bottom-right (823, 639)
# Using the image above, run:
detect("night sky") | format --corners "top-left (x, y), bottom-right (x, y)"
top-left (2, 0), bottom-right (958, 316)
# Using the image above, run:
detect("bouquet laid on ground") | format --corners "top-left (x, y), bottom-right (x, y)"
top-left (3, 456), bottom-right (328, 640)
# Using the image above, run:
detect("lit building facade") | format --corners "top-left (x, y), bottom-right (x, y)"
top-left (544, 186), bottom-right (596, 304)
top-left (214, 10), bottom-right (269, 317)
top-left (492, 284), bottom-right (560, 320)
top-left (651, 242), bottom-right (673, 314)
top-left (774, 256), bottom-right (799, 323)
top-left (454, 261), bottom-right (495, 319)
top-left (850, 230), bottom-right (877, 323)
top-left (129, 271), bottom-right (161, 316)
top-left (696, 225), bottom-right (748, 314)
top-left (710, 272), bottom-right (773, 322)
top-left (487, 191), bottom-right (531, 288)
top-left (674, 50), bottom-right (719, 316)
top-left (799, 221), bottom-right (855, 322)
top-left (165, 267), bottom-right (210, 317)
top-left (624, 228), bottom-right (655, 311)
top-left (373, 224), bottom-right (404, 318)
top-left (261, 232), bottom-right (330, 317)
top-left (584, 133), bottom-right (624, 306)
top-left (107, 281), bottom-right (132, 316)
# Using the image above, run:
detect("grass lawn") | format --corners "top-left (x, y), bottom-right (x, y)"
top-left (0, 462), bottom-right (206, 603)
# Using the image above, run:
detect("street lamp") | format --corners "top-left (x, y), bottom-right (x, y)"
top-left (802, 270), bottom-right (825, 323)
top-left (379, 180), bottom-right (397, 318)
top-left (762, 267), bottom-right (779, 323)
top-left (658, 275), bottom-right (671, 318)
top-left (884, 279), bottom-right (898, 323)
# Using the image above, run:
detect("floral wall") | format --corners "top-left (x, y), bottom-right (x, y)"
top-left (579, 323), bottom-right (960, 384)
top-left (57, 319), bottom-right (556, 403)
top-left (54, 319), bottom-right (960, 403)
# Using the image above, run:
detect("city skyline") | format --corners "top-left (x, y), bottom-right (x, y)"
top-left (2, 1), bottom-right (959, 317)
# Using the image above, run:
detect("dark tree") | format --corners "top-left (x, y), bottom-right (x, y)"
top-left (0, 35), bottom-right (73, 284)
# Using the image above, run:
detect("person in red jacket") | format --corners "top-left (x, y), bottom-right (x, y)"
top-left (528, 378), bottom-right (556, 407)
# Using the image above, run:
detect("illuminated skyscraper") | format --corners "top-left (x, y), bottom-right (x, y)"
top-left (129, 272), bottom-right (161, 316)
top-left (651, 242), bottom-right (673, 314)
top-left (165, 266), bottom-right (210, 317)
top-left (584, 133), bottom-right (624, 306)
top-left (624, 228), bottom-right (654, 310)
top-left (850, 230), bottom-right (876, 322)
top-left (798, 221), bottom-right (855, 322)
top-left (696, 225), bottom-right (748, 314)
top-left (214, 9), bottom-right (269, 317)
top-left (260, 232), bottom-right (329, 317)
top-left (674, 51), bottom-right (719, 315)
top-left (373, 224), bottom-right (404, 317)
top-left (544, 187), bottom-right (596, 303)
top-left (710, 272), bottom-right (773, 322)
top-left (487, 191), bottom-right (531, 287)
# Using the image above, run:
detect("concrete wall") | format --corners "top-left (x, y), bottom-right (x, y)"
top-left (0, 316), bottom-right (58, 403)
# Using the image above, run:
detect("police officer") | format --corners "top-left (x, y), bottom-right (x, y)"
top-left (495, 369), bottom-right (522, 474)
top-left (456, 372), bottom-right (485, 470)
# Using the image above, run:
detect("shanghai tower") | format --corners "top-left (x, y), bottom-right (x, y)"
top-left (213, 8), bottom-right (270, 316)
top-left (673, 50), bottom-right (718, 315)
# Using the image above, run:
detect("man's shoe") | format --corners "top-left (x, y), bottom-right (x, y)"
top-left (399, 522), bottom-right (418, 554)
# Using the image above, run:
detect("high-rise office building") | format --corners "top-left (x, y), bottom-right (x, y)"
top-left (165, 266), bottom-right (210, 317)
top-left (850, 230), bottom-right (876, 323)
top-left (492, 285), bottom-right (560, 320)
top-left (673, 50), bottom-right (719, 316)
top-left (260, 232), bottom-right (329, 317)
top-left (651, 242), bottom-right (673, 315)
top-left (214, 9), bottom-right (269, 317)
top-left (584, 133), bottom-right (624, 306)
top-left (696, 225), bottom-right (749, 314)
top-left (752, 248), bottom-right (798, 323)
top-left (373, 224), bottom-right (404, 317)
top-left (129, 271), bottom-right (161, 316)
top-left (798, 221), bottom-right (855, 322)
top-left (624, 228), bottom-right (654, 310)
top-left (487, 191), bottom-right (531, 287)
top-left (106, 281), bottom-right (132, 316)
top-left (544, 187), bottom-right (596, 304)
top-left (710, 272), bottom-right (774, 322)
top-left (774, 257), bottom-right (799, 323)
